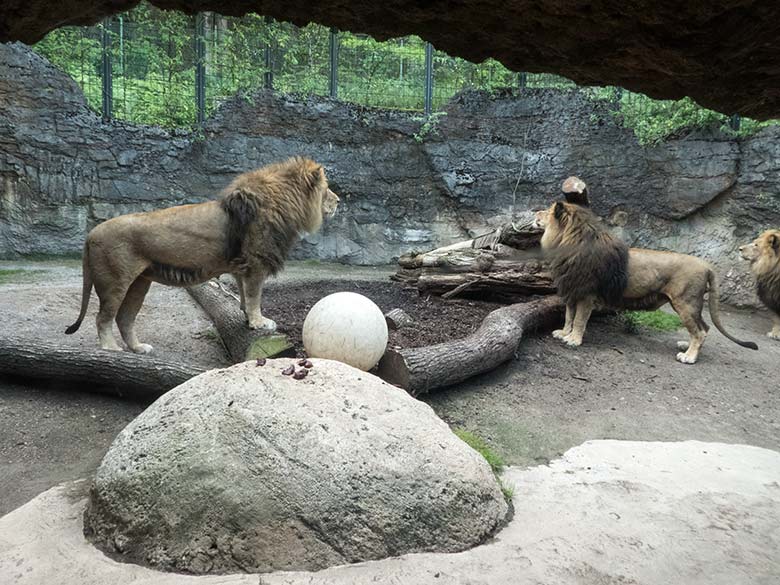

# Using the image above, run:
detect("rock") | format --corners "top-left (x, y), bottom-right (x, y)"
top-left (83, 359), bottom-right (508, 574)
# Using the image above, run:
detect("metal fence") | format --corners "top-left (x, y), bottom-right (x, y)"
top-left (33, 1), bottom-right (579, 128)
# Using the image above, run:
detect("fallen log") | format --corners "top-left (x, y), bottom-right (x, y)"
top-left (384, 308), bottom-right (414, 330)
top-left (376, 296), bottom-right (564, 395)
top-left (0, 335), bottom-right (208, 401)
top-left (393, 248), bottom-right (554, 302)
top-left (187, 280), bottom-right (294, 362)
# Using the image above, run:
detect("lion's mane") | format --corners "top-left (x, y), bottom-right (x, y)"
top-left (544, 201), bottom-right (629, 306)
top-left (219, 156), bottom-right (326, 276)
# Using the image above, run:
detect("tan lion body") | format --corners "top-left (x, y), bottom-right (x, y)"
top-left (66, 157), bottom-right (339, 353)
top-left (535, 199), bottom-right (757, 363)
top-left (740, 229), bottom-right (780, 340)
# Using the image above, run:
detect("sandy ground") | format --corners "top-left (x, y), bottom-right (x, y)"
top-left (0, 259), bottom-right (778, 515)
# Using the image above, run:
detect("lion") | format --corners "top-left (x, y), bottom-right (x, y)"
top-left (534, 191), bottom-right (758, 364)
top-left (65, 156), bottom-right (340, 353)
top-left (739, 229), bottom-right (780, 340)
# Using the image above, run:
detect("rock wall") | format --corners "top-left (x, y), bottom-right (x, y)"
top-left (1, 42), bottom-right (779, 305)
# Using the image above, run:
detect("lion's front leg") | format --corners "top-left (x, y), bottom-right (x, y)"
top-left (769, 313), bottom-right (780, 341)
top-left (234, 274), bottom-right (247, 314)
top-left (561, 297), bottom-right (595, 347)
top-left (242, 273), bottom-right (277, 333)
top-left (553, 303), bottom-right (576, 340)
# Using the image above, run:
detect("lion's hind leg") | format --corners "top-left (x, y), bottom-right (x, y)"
top-left (116, 277), bottom-right (154, 354)
top-left (561, 297), bottom-right (595, 347)
top-left (553, 303), bottom-right (575, 340)
top-left (669, 297), bottom-right (708, 364)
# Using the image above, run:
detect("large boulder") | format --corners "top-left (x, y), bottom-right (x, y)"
top-left (83, 359), bottom-right (508, 574)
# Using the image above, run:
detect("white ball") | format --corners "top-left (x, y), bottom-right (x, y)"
top-left (302, 292), bottom-right (389, 371)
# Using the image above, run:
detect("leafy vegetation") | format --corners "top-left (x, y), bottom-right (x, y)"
top-left (32, 1), bottom-right (778, 141)
top-left (588, 88), bottom-right (778, 146)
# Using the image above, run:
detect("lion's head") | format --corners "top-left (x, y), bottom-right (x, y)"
top-left (739, 229), bottom-right (780, 268)
top-left (740, 229), bottom-right (780, 313)
top-left (535, 199), bottom-right (628, 306)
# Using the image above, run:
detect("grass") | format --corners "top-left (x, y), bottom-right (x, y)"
top-left (0, 268), bottom-right (45, 284)
top-left (620, 310), bottom-right (682, 333)
top-left (453, 429), bottom-right (505, 473)
top-left (453, 428), bottom-right (514, 503)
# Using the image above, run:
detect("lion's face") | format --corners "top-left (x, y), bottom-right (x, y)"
top-left (535, 202), bottom-right (568, 250)
top-left (740, 229), bottom-right (780, 268)
top-left (322, 188), bottom-right (340, 219)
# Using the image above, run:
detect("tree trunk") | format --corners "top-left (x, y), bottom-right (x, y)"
top-left (187, 280), bottom-right (294, 363)
top-left (0, 335), bottom-right (207, 401)
top-left (376, 296), bottom-right (563, 395)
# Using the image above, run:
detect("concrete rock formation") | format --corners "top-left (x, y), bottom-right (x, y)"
top-left (2, 440), bottom-right (779, 584)
top-left (83, 359), bottom-right (508, 574)
top-left (1, 1), bottom-right (779, 119)
top-left (1, 42), bottom-right (779, 306)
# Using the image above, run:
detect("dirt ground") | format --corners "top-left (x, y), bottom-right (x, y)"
top-left (1, 260), bottom-right (779, 515)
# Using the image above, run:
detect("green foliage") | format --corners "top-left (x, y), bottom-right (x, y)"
top-left (620, 310), bottom-right (682, 333)
top-left (413, 112), bottom-right (447, 143)
top-left (588, 88), bottom-right (779, 146)
top-left (454, 428), bottom-right (505, 474)
top-left (31, 0), bottom-right (778, 141)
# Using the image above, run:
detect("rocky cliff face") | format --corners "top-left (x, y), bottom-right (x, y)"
top-left (1, 42), bottom-right (779, 305)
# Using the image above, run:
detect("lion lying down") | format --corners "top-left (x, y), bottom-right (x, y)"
top-left (740, 229), bottom-right (780, 341)
top-left (534, 191), bottom-right (758, 364)
top-left (65, 157), bottom-right (339, 353)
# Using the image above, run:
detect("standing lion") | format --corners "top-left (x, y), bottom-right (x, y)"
top-left (739, 229), bottom-right (780, 340)
top-left (65, 157), bottom-right (339, 354)
top-left (534, 184), bottom-right (757, 364)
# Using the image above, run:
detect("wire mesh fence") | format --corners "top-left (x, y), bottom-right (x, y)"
top-left (33, 25), bottom-right (103, 114)
top-left (32, 0), bottom-right (580, 128)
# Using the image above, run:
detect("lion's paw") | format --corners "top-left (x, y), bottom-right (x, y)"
top-left (676, 340), bottom-right (690, 351)
top-left (562, 335), bottom-right (582, 347)
top-left (767, 331), bottom-right (780, 341)
top-left (248, 317), bottom-right (277, 333)
top-left (552, 329), bottom-right (567, 340)
top-left (132, 343), bottom-right (154, 355)
top-left (676, 352), bottom-right (697, 364)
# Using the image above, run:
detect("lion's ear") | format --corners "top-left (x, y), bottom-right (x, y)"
top-left (770, 234), bottom-right (780, 252)
top-left (553, 201), bottom-right (566, 221)
top-left (309, 165), bottom-right (323, 187)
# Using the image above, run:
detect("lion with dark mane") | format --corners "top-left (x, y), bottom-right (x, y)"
top-left (535, 183), bottom-right (757, 364)
top-left (65, 157), bottom-right (339, 353)
top-left (740, 229), bottom-right (780, 340)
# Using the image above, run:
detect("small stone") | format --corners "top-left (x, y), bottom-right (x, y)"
top-left (293, 369), bottom-right (308, 380)
top-left (281, 365), bottom-right (295, 376)
top-left (256, 358), bottom-right (267, 367)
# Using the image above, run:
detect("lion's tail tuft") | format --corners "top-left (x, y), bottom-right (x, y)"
top-left (65, 240), bottom-right (93, 335)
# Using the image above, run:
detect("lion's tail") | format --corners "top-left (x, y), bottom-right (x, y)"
top-left (707, 269), bottom-right (758, 350)
top-left (65, 240), bottom-right (93, 335)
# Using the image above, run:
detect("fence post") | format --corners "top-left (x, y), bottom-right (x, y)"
top-left (518, 72), bottom-right (527, 89)
top-left (100, 18), bottom-right (113, 122)
top-left (329, 27), bottom-right (339, 98)
top-left (729, 114), bottom-right (741, 131)
top-left (195, 13), bottom-right (206, 127)
top-left (424, 42), bottom-right (434, 115)
top-left (264, 16), bottom-right (274, 90)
